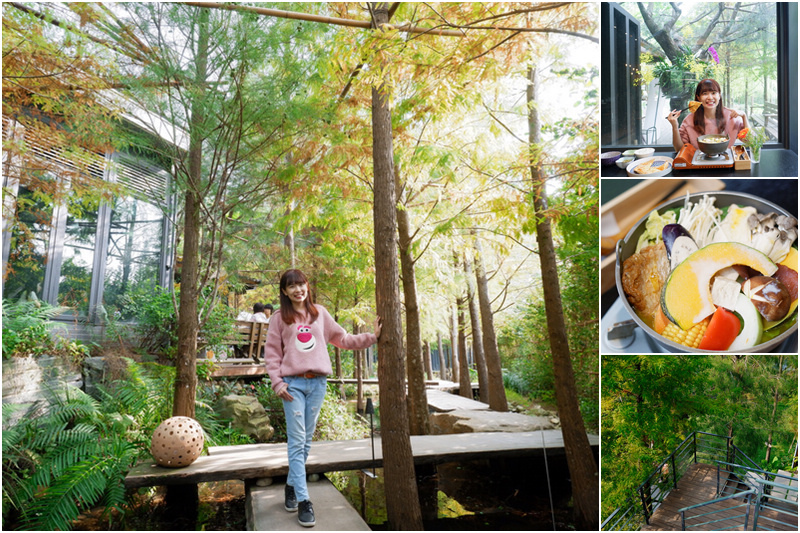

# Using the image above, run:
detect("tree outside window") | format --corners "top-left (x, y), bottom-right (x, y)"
top-left (604, 2), bottom-right (778, 148)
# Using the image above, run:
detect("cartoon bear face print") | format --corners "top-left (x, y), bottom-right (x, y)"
top-left (295, 324), bottom-right (317, 352)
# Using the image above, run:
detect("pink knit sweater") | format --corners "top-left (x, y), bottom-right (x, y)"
top-left (264, 305), bottom-right (377, 393)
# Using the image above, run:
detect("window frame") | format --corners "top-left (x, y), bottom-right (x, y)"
top-left (601, 2), bottom-right (797, 153)
top-left (2, 127), bottom-right (174, 326)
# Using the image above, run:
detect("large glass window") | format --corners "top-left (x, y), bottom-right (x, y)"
top-left (602, 2), bottom-right (779, 149)
top-left (2, 128), bottom-right (172, 326)
top-left (103, 196), bottom-right (164, 320)
top-left (58, 193), bottom-right (100, 316)
top-left (3, 184), bottom-right (53, 301)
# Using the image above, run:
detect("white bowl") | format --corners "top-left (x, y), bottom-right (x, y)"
top-left (634, 148), bottom-right (655, 159)
top-left (622, 149), bottom-right (637, 157)
top-left (626, 156), bottom-right (673, 177)
top-left (616, 156), bottom-right (634, 169)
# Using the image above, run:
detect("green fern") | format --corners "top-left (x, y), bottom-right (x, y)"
top-left (2, 298), bottom-right (71, 358)
top-left (3, 364), bottom-right (150, 530)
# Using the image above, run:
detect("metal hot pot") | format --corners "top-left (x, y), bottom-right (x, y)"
top-left (697, 134), bottom-right (729, 157)
top-left (615, 191), bottom-right (798, 353)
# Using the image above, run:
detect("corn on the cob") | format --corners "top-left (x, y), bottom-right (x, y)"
top-left (661, 317), bottom-right (711, 348)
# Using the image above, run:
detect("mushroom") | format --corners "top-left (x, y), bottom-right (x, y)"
top-left (749, 213), bottom-right (798, 263)
top-left (742, 276), bottom-right (791, 322)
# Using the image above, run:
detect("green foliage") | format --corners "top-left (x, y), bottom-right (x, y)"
top-left (2, 387), bottom-right (139, 531)
top-left (1, 298), bottom-right (89, 360)
top-left (125, 286), bottom-right (234, 357)
top-left (601, 355), bottom-right (797, 519)
top-left (316, 384), bottom-right (370, 442)
top-left (2, 358), bottom-right (270, 529)
top-left (498, 183), bottom-right (599, 434)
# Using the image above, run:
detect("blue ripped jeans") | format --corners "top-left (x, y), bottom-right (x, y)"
top-left (282, 375), bottom-right (327, 502)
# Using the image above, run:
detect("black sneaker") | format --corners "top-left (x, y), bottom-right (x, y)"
top-left (298, 500), bottom-right (315, 527)
top-left (284, 485), bottom-right (298, 512)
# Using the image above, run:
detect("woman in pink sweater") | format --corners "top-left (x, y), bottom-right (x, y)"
top-left (264, 269), bottom-right (380, 527)
top-left (666, 78), bottom-right (748, 152)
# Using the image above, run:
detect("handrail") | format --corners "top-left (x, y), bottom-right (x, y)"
top-left (679, 489), bottom-right (756, 530)
top-left (715, 460), bottom-right (798, 482)
top-left (752, 477), bottom-right (799, 530)
top-left (634, 431), bottom-right (732, 525)
top-left (601, 502), bottom-right (643, 531)
top-left (604, 431), bottom-right (793, 530)
top-left (730, 443), bottom-right (762, 472)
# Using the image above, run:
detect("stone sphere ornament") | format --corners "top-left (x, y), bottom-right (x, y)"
top-left (150, 416), bottom-right (205, 468)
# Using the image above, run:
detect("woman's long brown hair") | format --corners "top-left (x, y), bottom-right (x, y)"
top-left (278, 269), bottom-right (319, 325)
top-left (692, 79), bottom-right (726, 135)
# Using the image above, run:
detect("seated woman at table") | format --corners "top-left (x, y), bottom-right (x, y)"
top-left (666, 78), bottom-right (748, 152)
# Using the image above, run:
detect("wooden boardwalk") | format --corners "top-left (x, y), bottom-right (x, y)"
top-left (642, 463), bottom-right (797, 531)
top-left (425, 388), bottom-right (489, 412)
top-left (125, 430), bottom-right (599, 488)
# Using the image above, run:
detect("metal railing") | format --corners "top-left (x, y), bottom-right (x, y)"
top-left (600, 502), bottom-right (644, 532)
top-left (679, 488), bottom-right (756, 530)
top-left (602, 431), bottom-right (796, 531)
top-left (634, 432), bottom-right (732, 525)
top-left (752, 476), bottom-right (799, 531)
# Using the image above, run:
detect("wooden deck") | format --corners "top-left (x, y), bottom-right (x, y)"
top-left (642, 463), bottom-right (797, 531)
top-left (125, 430), bottom-right (599, 488)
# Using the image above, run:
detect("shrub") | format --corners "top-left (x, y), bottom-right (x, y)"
top-left (126, 286), bottom-right (235, 358)
top-left (1, 298), bottom-right (89, 360)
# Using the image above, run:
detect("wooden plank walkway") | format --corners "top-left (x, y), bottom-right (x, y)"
top-left (642, 463), bottom-right (797, 531)
top-left (125, 430), bottom-right (599, 488)
top-left (246, 477), bottom-right (370, 531)
top-left (425, 389), bottom-right (489, 412)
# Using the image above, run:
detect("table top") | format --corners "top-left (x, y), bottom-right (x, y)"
top-left (601, 147), bottom-right (798, 177)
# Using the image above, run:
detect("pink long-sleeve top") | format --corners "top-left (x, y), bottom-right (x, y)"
top-left (264, 305), bottom-right (377, 393)
top-left (678, 107), bottom-right (743, 149)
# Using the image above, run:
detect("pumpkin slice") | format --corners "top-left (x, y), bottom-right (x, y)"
top-left (662, 242), bottom-right (777, 330)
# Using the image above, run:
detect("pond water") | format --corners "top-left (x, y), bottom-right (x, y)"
top-left (332, 455), bottom-right (577, 530)
top-left (89, 456), bottom-right (575, 531)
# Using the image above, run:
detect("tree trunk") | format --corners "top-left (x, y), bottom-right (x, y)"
top-left (464, 253), bottom-right (489, 403)
top-left (473, 235), bottom-right (508, 411)
top-left (397, 177), bottom-right (430, 435)
top-left (527, 65), bottom-right (598, 531)
top-left (174, 190), bottom-right (200, 419)
top-left (765, 355), bottom-right (783, 463)
top-left (450, 303), bottom-right (460, 385)
top-left (423, 341), bottom-right (433, 380)
top-left (456, 296), bottom-right (471, 399)
top-left (173, 5), bottom-right (211, 420)
top-left (370, 4), bottom-right (422, 529)
top-left (437, 332), bottom-right (447, 381)
top-left (167, 6), bottom-right (210, 520)
top-left (334, 310), bottom-right (342, 378)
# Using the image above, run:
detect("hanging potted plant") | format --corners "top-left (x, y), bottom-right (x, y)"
top-left (650, 46), bottom-right (724, 124)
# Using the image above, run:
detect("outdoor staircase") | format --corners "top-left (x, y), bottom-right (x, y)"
top-left (601, 432), bottom-right (799, 531)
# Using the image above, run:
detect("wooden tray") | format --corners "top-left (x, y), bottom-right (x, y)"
top-left (600, 178), bottom-right (725, 294)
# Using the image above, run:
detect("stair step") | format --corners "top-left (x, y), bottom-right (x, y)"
top-left (246, 477), bottom-right (370, 531)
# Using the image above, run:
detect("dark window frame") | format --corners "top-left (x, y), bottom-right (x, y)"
top-left (602, 2), bottom-right (797, 154)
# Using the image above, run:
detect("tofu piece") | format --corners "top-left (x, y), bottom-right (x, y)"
top-left (715, 266), bottom-right (740, 280)
top-left (711, 276), bottom-right (741, 311)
